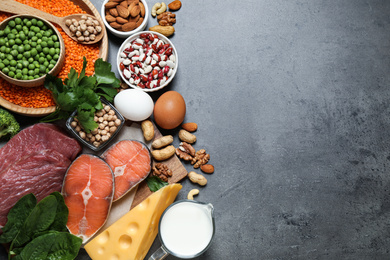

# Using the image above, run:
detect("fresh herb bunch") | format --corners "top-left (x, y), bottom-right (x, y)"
top-left (42, 57), bottom-right (120, 133)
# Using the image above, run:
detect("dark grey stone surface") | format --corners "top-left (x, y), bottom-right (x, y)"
top-left (2, 0), bottom-right (390, 259)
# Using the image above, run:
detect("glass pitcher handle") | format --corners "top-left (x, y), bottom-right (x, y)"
top-left (148, 246), bottom-right (169, 260)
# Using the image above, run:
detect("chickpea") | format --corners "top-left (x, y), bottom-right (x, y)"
top-left (104, 105), bottom-right (111, 112)
top-left (65, 19), bottom-right (72, 26)
top-left (80, 24), bottom-right (87, 32)
top-left (115, 119), bottom-right (121, 126)
top-left (108, 120), bottom-right (114, 126)
top-left (70, 121), bottom-right (77, 128)
top-left (81, 15), bottom-right (87, 20)
top-left (76, 31), bottom-right (82, 37)
top-left (95, 134), bottom-right (102, 141)
top-left (110, 126), bottom-right (117, 133)
top-left (101, 130), bottom-right (108, 135)
top-left (75, 126), bottom-right (81, 132)
top-left (90, 136), bottom-right (96, 142)
top-left (104, 126), bottom-right (110, 132)
top-left (79, 131), bottom-right (86, 139)
top-left (73, 20), bottom-right (79, 27)
top-left (96, 111), bottom-right (104, 117)
top-left (91, 129), bottom-right (99, 135)
top-left (101, 135), bottom-right (109, 142)
top-left (103, 114), bottom-right (108, 121)
top-left (99, 123), bottom-right (105, 130)
top-left (96, 26), bottom-right (102, 33)
top-left (90, 34), bottom-right (96, 41)
top-left (77, 36), bottom-right (85, 42)
top-left (93, 20), bottom-right (100, 26)
top-left (108, 110), bottom-right (115, 115)
top-left (103, 120), bottom-right (108, 126)
top-left (69, 25), bottom-right (77, 33)
top-left (83, 30), bottom-right (90, 37)
top-left (98, 117), bottom-right (104, 123)
top-left (93, 141), bottom-right (100, 147)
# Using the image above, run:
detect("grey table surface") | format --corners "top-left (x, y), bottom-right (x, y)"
top-left (2, 0), bottom-right (390, 259)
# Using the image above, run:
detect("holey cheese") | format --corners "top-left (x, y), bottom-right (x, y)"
top-left (84, 184), bottom-right (182, 260)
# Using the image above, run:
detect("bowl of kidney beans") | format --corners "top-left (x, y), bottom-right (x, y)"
top-left (117, 31), bottom-right (178, 92)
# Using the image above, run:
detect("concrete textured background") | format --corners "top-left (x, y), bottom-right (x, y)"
top-left (2, 0), bottom-right (390, 259)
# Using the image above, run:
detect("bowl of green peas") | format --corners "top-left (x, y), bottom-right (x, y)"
top-left (0, 15), bottom-right (65, 87)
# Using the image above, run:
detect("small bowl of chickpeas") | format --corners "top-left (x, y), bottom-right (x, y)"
top-left (66, 99), bottom-right (125, 152)
top-left (0, 15), bottom-right (65, 87)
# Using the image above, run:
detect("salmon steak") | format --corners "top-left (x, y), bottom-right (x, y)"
top-left (101, 140), bottom-right (152, 201)
top-left (62, 154), bottom-right (114, 243)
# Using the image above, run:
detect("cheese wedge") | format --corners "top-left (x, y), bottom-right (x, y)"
top-left (84, 184), bottom-right (182, 260)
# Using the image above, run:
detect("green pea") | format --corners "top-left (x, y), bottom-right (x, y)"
top-left (43, 61), bottom-right (49, 67)
top-left (19, 33), bottom-right (26, 41)
top-left (9, 67), bottom-right (16, 72)
top-left (36, 33), bottom-right (42, 39)
top-left (28, 57), bottom-right (34, 63)
top-left (33, 26), bottom-right (40, 33)
top-left (5, 48), bottom-right (10, 54)
top-left (2, 67), bottom-right (9, 74)
top-left (28, 75), bottom-right (34, 80)
top-left (39, 65), bottom-right (46, 73)
top-left (30, 48), bottom-right (37, 57)
top-left (46, 30), bottom-right (53, 37)
top-left (34, 74), bottom-right (40, 79)
top-left (55, 48), bottom-right (60, 54)
top-left (8, 20), bottom-right (16, 28)
top-left (10, 50), bottom-right (18, 57)
top-left (15, 18), bottom-right (22, 25)
top-left (42, 47), bottom-right (49, 54)
top-left (11, 29), bottom-right (18, 35)
top-left (10, 60), bottom-right (17, 67)
top-left (38, 56), bottom-right (45, 63)
top-left (54, 42), bottom-right (60, 48)
top-left (48, 63), bottom-right (54, 70)
top-left (28, 31), bottom-right (35, 38)
top-left (16, 54), bottom-right (23, 60)
top-left (42, 25), bottom-right (48, 30)
top-left (24, 51), bottom-right (31, 58)
top-left (36, 45), bottom-right (42, 52)
top-left (15, 38), bottom-right (22, 45)
top-left (31, 18), bottom-right (37, 26)
top-left (3, 27), bottom-right (10, 35)
top-left (0, 63), bottom-right (4, 69)
top-left (16, 62), bottom-right (23, 69)
top-left (47, 40), bottom-right (54, 47)
top-left (8, 33), bottom-right (15, 39)
top-left (8, 71), bottom-right (15, 78)
top-left (34, 68), bottom-right (39, 74)
top-left (0, 39), bottom-right (5, 46)
top-left (0, 31), bottom-right (4, 37)
top-left (37, 20), bottom-right (44, 28)
top-left (27, 63), bottom-right (34, 70)
top-left (46, 54), bottom-right (52, 61)
top-left (22, 74), bottom-right (28, 80)
top-left (8, 39), bottom-right (15, 46)
top-left (28, 70), bottom-right (34, 76)
top-left (53, 54), bottom-right (59, 61)
top-left (41, 41), bottom-right (48, 48)
top-left (22, 60), bottom-right (28, 68)
top-left (15, 72), bottom-right (22, 79)
top-left (50, 59), bottom-right (57, 65)
top-left (22, 68), bottom-right (28, 75)
top-left (15, 25), bottom-right (22, 31)
top-left (30, 41), bottom-right (37, 47)
top-left (48, 48), bottom-right (56, 56)
top-left (0, 46), bottom-right (5, 53)
top-left (25, 21), bottom-right (32, 27)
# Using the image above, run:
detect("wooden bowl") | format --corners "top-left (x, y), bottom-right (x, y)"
top-left (0, 15), bottom-right (65, 87)
top-left (0, 0), bottom-right (108, 117)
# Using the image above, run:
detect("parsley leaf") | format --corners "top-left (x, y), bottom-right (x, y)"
top-left (41, 57), bottom-right (120, 132)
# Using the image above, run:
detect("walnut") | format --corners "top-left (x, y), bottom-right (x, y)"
top-left (157, 12), bottom-right (176, 26)
top-left (152, 163), bottom-right (173, 182)
top-left (191, 149), bottom-right (210, 168)
top-left (176, 142), bottom-right (195, 161)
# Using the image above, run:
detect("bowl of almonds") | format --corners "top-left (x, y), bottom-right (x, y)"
top-left (101, 0), bottom-right (148, 38)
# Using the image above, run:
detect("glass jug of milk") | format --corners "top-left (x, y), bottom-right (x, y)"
top-left (149, 200), bottom-right (215, 259)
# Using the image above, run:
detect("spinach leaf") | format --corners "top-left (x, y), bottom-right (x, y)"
top-left (14, 232), bottom-right (82, 260)
top-left (0, 194), bottom-right (36, 244)
top-left (13, 195), bottom-right (58, 248)
top-left (94, 58), bottom-right (120, 88)
top-left (48, 192), bottom-right (69, 232)
top-left (146, 176), bottom-right (169, 192)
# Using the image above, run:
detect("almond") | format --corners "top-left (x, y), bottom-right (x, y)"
top-left (109, 8), bottom-right (119, 17)
top-left (135, 17), bottom-right (143, 27)
top-left (116, 16), bottom-right (128, 24)
top-left (128, 14), bottom-right (140, 23)
top-left (105, 1), bottom-right (119, 9)
top-left (127, 2), bottom-right (136, 13)
top-left (105, 14), bottom-right (116, 23)
top-left (120, 0), bottom-right (128, 7)
top-left (200, 164), bottom-right (214, 174)
top-left (109, 21), bottom-right (122, 29)
top-left (139, 2), bottom-right (145, 17)
top-left (168, 0), bottom-right (182, 11)
top-left (122, 21), bottom-right (136, 31)
top-left (182, 122), bottom-right (198, 132)
top-left (117, 5), bottom-right (130, 18)
top-left (130, 5), bottom-right (140, 17)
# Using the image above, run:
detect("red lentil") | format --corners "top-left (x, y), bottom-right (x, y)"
top-left (0, 0), bottom-right (100, 108)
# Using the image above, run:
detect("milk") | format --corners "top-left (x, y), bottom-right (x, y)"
top-left (159, 201), bottom-right (214, 258)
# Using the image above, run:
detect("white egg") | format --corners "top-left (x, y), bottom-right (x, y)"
top-left (114, 89), bottom-right (154, 121)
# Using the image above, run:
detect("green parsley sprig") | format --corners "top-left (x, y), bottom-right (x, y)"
top-left (41, 57), bottom-right (120, 133)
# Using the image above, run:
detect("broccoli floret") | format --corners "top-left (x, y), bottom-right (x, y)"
top-left (0, 108), bottom-right (20, 141)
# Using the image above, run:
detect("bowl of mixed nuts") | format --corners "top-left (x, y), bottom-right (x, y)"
top-left (66, 99), bottom-right (125, 151)
top-left (117, 31), bottom-right (178, 92)
top-left (101, 0), bottom-right (148, 38)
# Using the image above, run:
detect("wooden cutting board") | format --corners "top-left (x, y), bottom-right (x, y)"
top-left (89, 120), bottom-right (187, 235)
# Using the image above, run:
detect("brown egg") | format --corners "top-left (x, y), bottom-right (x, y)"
top-left (153, 91), bottom-right (186, 129)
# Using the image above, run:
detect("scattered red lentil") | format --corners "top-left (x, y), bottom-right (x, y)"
top-left (0, 0), bottom-right (100, 108)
